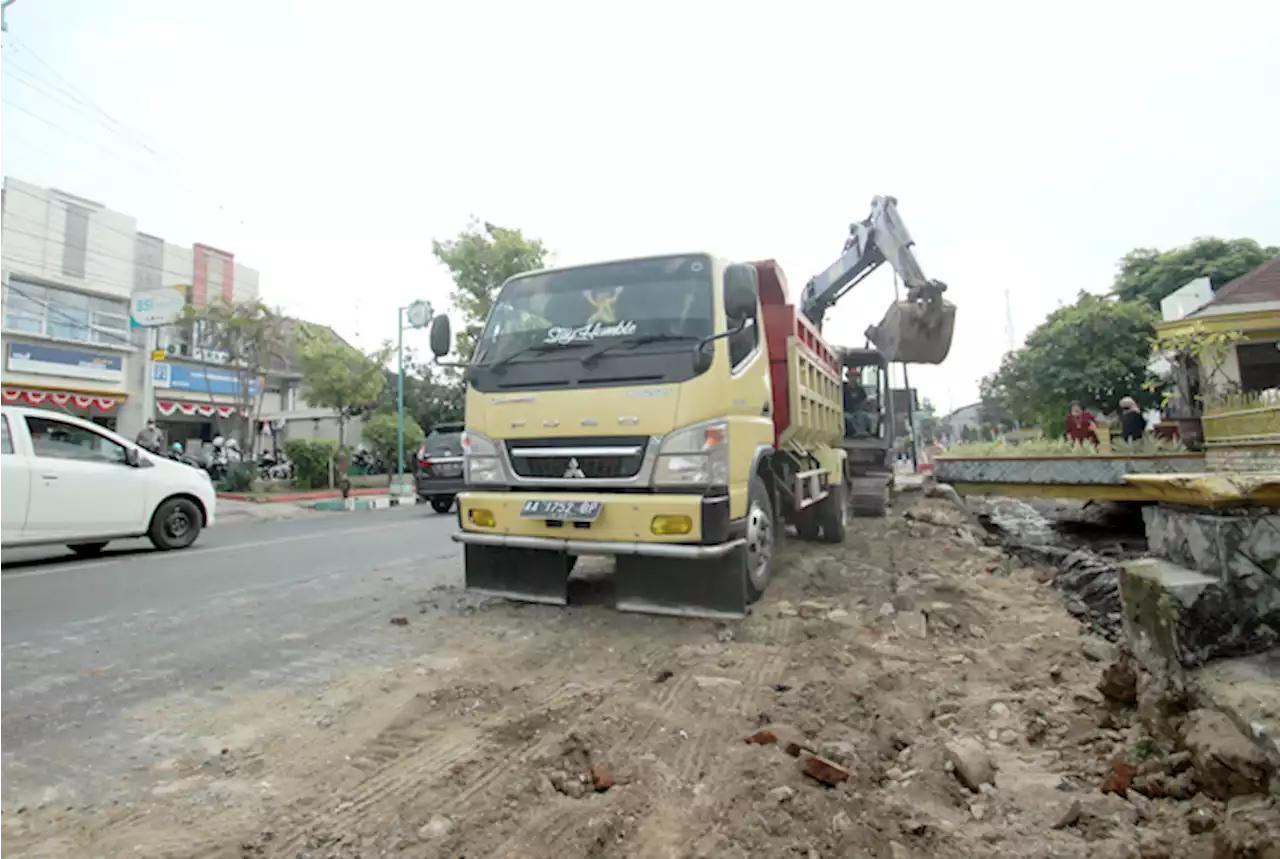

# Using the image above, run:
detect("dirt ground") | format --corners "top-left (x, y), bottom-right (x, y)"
top-left (1, 492), bottom-right (1262, 858)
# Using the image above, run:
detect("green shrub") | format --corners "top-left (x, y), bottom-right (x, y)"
top-left (285, 438), bottom-right (339, 489)
top-left (361, 411), bottom-right (425, 473)
top-left (219, 461), bottom-right (257, 493)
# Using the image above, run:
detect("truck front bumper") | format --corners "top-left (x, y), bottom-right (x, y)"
top-left (453, 490), bottom-right (741, 560)
top-left (451, 531), bottom-right (743, 559)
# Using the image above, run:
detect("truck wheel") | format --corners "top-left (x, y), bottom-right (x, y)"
top-left (430, 496), bottom-right (454, 514)
top-left (148, 497), bottom-right (203, 551)
top-left (69, 541), bottom-right (109, 557)
top-left (743, 474), bottom-right (775, 602)
top-left (816, 480), bottom-right (849, 543)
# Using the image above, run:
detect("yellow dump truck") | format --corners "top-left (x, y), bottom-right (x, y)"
top-left (429, 198), bottom-right (956, 618)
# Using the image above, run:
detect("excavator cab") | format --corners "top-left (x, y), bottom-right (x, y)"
top-left (838, 348), bottom-right (896, 517)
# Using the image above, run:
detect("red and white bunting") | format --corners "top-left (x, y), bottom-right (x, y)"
top-left (155, 400), bottom-right (237, 418)
top-left (1, 387), bottom-right (118, 411)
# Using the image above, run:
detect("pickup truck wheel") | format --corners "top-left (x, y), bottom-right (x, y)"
top-left (148, 497), bottom-right (202, 551)
top-left (430, 496), bottom-right (454, 514)
top-left (69, 541), bottom-right (109, 557)
top-left (816, 481), bottom-right (849, 543)
top-left (743, 474), bottom-right (775, 602)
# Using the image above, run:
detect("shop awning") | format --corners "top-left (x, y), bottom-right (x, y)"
top-left (156, 400), bottom-right (237, 418)
top-left (2, 387), bottom-right (120, 411)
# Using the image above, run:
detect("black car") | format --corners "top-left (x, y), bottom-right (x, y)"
top-left (415, 422), bottom-right (465, 514)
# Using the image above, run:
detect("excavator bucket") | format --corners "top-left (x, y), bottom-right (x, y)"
top-left (865, 296), bottom-right (957, 365)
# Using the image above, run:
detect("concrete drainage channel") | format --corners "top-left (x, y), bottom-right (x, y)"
top-left (965, 497), bottom-right (1149, 641)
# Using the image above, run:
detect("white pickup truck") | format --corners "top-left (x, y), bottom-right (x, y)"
top-left (1, 404), bottom-right (218, 556)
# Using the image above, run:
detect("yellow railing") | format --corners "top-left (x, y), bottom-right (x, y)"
top-left (1202, 395), bottom-right (1280, 445)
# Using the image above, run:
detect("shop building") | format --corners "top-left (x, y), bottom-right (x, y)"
top-left (1, 176), bottom-right (261, 442)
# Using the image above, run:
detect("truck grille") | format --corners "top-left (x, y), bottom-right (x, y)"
top-left (506, 436), bottom-right (648, 480)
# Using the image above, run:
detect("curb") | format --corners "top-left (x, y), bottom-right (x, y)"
top-left (217, 487), bottom-right (391, 504)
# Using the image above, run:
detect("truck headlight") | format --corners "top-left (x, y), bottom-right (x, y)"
top-left (462, 428), bottom-right (504, 485)
top-left (653, 418), bottom-right (729, 486)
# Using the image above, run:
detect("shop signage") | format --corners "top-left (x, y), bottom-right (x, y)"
top-left (152, 361), bottom-right (260, 397)
top-left (5, 343), bottom-right (125, 384)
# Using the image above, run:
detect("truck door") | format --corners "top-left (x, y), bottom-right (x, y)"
top-left (22, 414), bottom-right (148, 540)
top-left (1, 413), bottom-right (32, 540)
top-left (723, 264), bottom-right (776, 518)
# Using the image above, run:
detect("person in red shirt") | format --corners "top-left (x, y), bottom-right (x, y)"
top-left (1065, 402), bottom-right (1100, 445)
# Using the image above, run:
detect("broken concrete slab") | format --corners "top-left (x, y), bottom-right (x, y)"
top-left (1120, 557), bottom-right (1267, 670)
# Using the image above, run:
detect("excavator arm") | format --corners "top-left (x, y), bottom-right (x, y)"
top-left (799, 196), bottom-right (956, 365)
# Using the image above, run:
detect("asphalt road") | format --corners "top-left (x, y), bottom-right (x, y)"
top-left (1, 505), bottom-right (463, 808)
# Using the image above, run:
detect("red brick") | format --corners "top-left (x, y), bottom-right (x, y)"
top-left (745, 730), bottom-right (778, 746)
top-left (801, 753), bottom-right (850, 787)
top-left (591, 763), bottom-right (613, 792)
top-left (1100, 762), bottom-right (1136, 796)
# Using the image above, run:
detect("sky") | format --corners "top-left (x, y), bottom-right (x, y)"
top-left (2, 1), bottom-right (1278, 415)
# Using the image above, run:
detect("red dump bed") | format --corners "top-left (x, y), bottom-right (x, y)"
top-left (752, 260), bottom-right (842, 445)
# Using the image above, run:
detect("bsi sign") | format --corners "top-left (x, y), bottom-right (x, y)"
top-left (130, 287), bottom-right (186, 327)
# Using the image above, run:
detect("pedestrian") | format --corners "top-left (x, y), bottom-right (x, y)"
top-left (1064, 402), bottom-right (1099, 445)
top-left (135, 418), bottom-right (163, 453)
top-left (1118, 396), bottom-right (1146, 442)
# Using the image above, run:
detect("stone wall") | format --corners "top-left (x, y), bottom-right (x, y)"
top-left (1206, 445), bottom-right (1280, 474)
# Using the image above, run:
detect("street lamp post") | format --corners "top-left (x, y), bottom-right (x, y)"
top-left (397, 301), bottom-right (432, 493)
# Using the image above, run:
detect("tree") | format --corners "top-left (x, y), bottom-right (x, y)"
top-left (978, 372), bottom-right (1018, 432)
top-left (1112, 238), bottom-right (1279, 309)
top-left (295, 325), bottom-right (393, 450)
top-left (182, 299), bottom-right (287, 457)
top-left (431, 219), bottom-right (550, 360)
top-left (984, 292), bottom-right (1160, 436)
top-left (1148, 323), bottom-right (1243, 417)
top-left (361, 410), bottom-right (425, 471)
top-left (915, 397), bottom-right (940, 444)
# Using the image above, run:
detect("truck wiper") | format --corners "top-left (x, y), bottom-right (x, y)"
top-left (485, 342), bottom-right (584, 374)
top-left (579, 333), bottom-right (699, 367)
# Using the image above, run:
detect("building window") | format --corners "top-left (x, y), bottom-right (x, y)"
top-left (62, 203), bottom-right (90, 279)
top-left (1, 279), bottom-right (132, 347)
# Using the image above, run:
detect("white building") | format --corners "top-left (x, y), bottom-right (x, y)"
top-left (1, 176), bottom-right (261, 444)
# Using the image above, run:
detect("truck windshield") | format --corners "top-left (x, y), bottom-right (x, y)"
top-left (469, 255), bottom-right (715, 391)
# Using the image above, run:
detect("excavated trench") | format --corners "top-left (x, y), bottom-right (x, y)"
top-left (964, 496), bottom-right (1149, 640)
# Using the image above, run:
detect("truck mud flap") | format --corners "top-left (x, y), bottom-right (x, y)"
top-left (865, 297), bottom-right (957, 365)
top-left (464, 544), bottom-right (570, 606)
top-left (849, 475), bottom-right (891, 518)
top-left (614, 549), bottom-right (748, 621)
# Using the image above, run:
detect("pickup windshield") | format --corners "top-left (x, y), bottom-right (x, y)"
top-left (469, 255), bottom-right (715, 392)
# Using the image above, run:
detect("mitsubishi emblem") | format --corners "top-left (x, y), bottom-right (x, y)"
top-left (563, 457), bottom-right (587, 479)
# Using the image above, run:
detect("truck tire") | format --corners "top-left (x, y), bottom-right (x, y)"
top-left (815, 480), bottom-right (848, 543)
top-left (148, 497), bottom-right (203, 551)
top-left (743, 474), bottom-right (776, 602)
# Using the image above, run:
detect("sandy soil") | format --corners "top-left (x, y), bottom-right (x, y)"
top-left (1, 493), bottom-right (1235, 858)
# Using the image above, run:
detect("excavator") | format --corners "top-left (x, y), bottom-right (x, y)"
top-left (801, 195), bottom-right (957, 516)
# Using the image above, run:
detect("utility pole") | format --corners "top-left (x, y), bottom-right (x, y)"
top-left (396, 300), bottom-right (431, 499)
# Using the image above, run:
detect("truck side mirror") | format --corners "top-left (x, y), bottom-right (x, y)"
top-left (429, 315), bottom-right (452, 358)
top-left (724, 264), bottom-right (759, 323)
